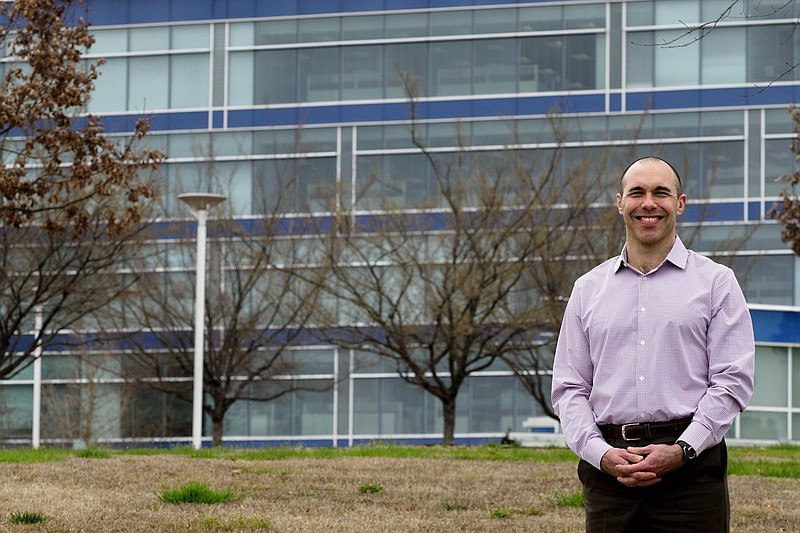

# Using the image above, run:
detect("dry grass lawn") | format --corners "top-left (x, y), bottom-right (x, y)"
top-left (0, 452), bottom-right (797, 532)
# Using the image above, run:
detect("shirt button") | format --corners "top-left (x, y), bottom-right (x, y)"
top-left (639, 339), bottom-right (645, 345)
top-left (640, 412), bottom-right (646, 418)
top-left (639, 375), bottom-right (645, 381)
top-left (640, 307), bottom-right (645, 312)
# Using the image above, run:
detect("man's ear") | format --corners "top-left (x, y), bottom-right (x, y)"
top-left (676, 193), bottom-right (687, 215)
top-left (616, 192), bottom-right (624, 214)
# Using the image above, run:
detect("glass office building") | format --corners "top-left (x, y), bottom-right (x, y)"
top-left (2, 0), bottom-right (800, 446)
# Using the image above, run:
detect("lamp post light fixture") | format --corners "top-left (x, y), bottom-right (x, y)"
top-left (177, 192), bottom-right (226, 450)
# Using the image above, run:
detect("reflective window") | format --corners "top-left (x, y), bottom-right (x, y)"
top-left (765, 108), bottom-right (795, 134)
top-left (352, 377), bottom-right (438, 435)
top-left (519, 5), bottom-right (562, 31)
top-left (628, 0), bottom-right (798, 26)
top-left (91, 28), bottom-right (128, 54)
top-left (702, 27), bottom-right (746, 83)
top-left (430, 41), bottom-right (473, 96)
top-left (300, 47), bottom-right (341, 102)
top-left (385, 42), bottom-right (427, 98)
top-left (748, 25), bottom-right (798, 81)
top-left (793, 349), bottom-right (800, 410)
top-left (171, 54), bottom-right (209, 108)
top-left (765, 138), bottom-right (796, 196)
top-left (252, 157), bottom-right (337, 214)
top-left (260, 19), bottom-right (297, 45)
top-left (91, 58), bottom-right (127, 113)
top-left (431, 10), bottom-right (472, 35)
top-left (357, 153), bottom-right (432, 210)
top-left (0, 386), bottom-right (32, 438)
top-left (751, 346), bottom-right (788, 407)
top-left (628, 25), bottom-right (800, 87)
top-left (794, 413), bottom-right (800, 441)
top-left (342, 15), bottom-right (384, 40)
top-left (386, 12), bottom-right (427, 39)
top-left (237, 34), bottom-right (605, 106)
top-left (130, 56), bottom-right (169, 111)
top-left (229, 51), bottom-right (256, 105)
top-left (342, 45), bottom-right (383, 100)
top-left (236, 381), bottom-right (334, 436)
top-left (727, 254), bottom-right (795, 305)
top-left (739, 410), bottom-right (787, 440)
top-left (172, 25), bottom-right (210, 49)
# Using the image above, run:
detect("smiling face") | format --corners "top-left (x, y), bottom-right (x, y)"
top-left (616, 158), bottom-right (686, 251)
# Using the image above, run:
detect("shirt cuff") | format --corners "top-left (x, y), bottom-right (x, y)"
top-left (584, 436), bottom-right (613, 470)
top-left (677, 421), bottom-right (715, 455)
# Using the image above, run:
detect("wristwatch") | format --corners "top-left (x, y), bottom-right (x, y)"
top-left (676, 440), bottom-right (697, 462)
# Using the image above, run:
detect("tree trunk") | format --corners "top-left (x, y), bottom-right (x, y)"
top-left (211, 413), bottom-right (224, 447)
top-left (441, 397), bottom-right (457, 445)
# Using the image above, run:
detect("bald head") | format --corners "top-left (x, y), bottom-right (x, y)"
top-left (620, 156), bottom-right (682, 196)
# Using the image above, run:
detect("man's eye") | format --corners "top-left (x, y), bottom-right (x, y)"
top-left (627, 191), bottom-right (643, 197)
top-left (654, 191), bottom-right (671, 197)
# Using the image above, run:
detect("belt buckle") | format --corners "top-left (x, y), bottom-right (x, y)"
top-left (620, 423), bottom-right (641, 441)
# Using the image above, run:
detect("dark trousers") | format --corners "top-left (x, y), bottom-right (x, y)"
top-left (578, 437), bottom-right (729, 533)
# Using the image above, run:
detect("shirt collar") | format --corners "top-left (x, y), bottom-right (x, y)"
top-left (614, 235), bottom-right (689, 273)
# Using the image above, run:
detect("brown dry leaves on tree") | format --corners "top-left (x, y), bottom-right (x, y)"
top-left (771, 104), bottom-right (800, 256)
top-left (0, 0), bottom-right (161, 236)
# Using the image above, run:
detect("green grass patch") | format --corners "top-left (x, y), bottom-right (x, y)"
top-left (75, 447), bottom-right (111, 459)
top-left (158, 482), bottom-right (240, 505)
top-left (358, 482), bottom-right (383, 494)
top-left (8, 511), bottom-right (47, 525)
top-left (1, 444), bottom-right (799, 481)
top-left (0, 448), bottom-right (72, 464)
top-left (442, 502), bottom-right (470, 511)
top-left (728, 445), bottom-right (800, 478)
top-left (150, 443), bottom-right (580, 463)
top-left (490, 508), bottom-right (514, 519)
top-left (554, 489), bottom-right (584, 508)
top-left (728, 459), bottom-right (800, 478)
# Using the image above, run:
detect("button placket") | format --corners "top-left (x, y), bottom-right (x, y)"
top-left (635, 274), bottom-right (648, 420)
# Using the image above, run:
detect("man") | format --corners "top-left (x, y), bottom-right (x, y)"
top-left (551, 156), bottom-right (755, 532)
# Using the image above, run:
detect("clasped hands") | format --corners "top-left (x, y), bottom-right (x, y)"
top-left (599, 444), bottom-right (685, 487)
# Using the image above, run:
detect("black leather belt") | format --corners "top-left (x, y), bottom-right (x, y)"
top-left (598, 417), bottom-right (692, 442)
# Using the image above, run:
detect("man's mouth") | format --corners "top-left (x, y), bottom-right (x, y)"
top-left (635, 215), bottom-right (663, 224)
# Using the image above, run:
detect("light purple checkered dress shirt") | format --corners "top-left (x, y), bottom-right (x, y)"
top-left (551, 236), bottom-right (755, 470)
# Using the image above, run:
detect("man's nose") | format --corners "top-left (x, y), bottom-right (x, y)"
top-left (641, 193), bottom-right (658, 208)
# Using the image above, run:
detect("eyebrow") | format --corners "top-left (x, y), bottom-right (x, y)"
top-left (624, 185), bottom-right (675, 194)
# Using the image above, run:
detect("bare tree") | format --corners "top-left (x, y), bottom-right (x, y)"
top-left (307, 101), bottom-right (625, 444)
top-left (0, 205), bottom-right (158, 381)
top-left (114, 155), bottom-right (331, 447)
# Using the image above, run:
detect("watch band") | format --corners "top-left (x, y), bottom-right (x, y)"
top-left (676, 440), bottom-right (697, 462)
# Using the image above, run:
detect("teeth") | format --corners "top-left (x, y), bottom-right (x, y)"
top-left (640, 217), bottom-right (659, 222)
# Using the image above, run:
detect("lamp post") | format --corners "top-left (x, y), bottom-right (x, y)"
top-left (177, 192), bottom-right (226, 450)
